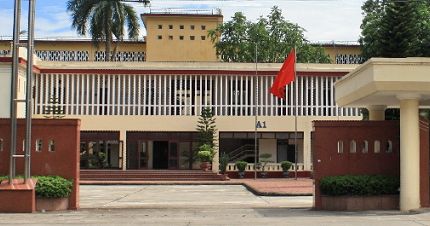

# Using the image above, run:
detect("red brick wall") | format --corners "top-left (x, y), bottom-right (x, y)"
top-left (313, 120), bottom-right (400, 209)
top-left (0, 119), bottom-right (80, 210)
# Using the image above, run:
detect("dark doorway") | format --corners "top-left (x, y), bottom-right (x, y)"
top-left (153, 141), bottom-right (169, 169)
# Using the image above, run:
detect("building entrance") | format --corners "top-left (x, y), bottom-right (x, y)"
top-left (153, 141), bottom-right (169, 169)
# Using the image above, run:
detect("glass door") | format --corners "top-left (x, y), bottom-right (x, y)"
top-left (168, 142), bottom-right (179, 169)
top-left (138, 141), bottom-right (148, 169)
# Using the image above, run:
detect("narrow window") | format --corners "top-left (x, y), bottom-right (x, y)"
top-left (190, 25), bottom-right (195, 30)
top-left (48, 140), bottom-right (55, 152)
top-left (0, 138), bottom-right (3, 151)
top-left (169, 25), bottom-right (173, 29)
top-left (35, 139), bottom-right (42, 152)
top-left (374, 140), bottom-right (381, 153)
top-left (190, 36), bottom-right (195, 40)
top-left (157, 35), bottom-right (162, 40)
top-left (362, 140), bottom-right (368, 153)
top-left (386, 140), bottom-right (393, 153)
top-left (337, 140), bottom-right (344, 154)
top-left (158, 25), bottom-right (162, 29)
top-left (179, 36), bottom-right (184, 40)
top-left (350, 140), bottom-right (357, 153)
top-left (201, 25), bottom-right (206, 30)
top-left (201, 36), bottom-right (206, 40)
top-left (168, 35), bottom-right (173, 40)
top-left (179, 25), bottom-right (184, 29)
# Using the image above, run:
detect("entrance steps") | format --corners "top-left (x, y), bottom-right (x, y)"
top-left (80, 169), bottom-right (225, 182)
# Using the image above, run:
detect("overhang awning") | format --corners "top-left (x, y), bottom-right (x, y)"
top-left (335, 58), bottom-right (430, 107)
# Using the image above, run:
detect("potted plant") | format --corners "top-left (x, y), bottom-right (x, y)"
top-left (219, 153), bottom-right (230, 180)
top-left (197, 144), bottom-right (213, 171)
top-left (35, 175), bottom-right (73, 211)
top-left (257, 153), bottom-right (272, 178)
top-left (281, 161), bottom-right (293, 178)
top-left (235, 160), bottom-right (248, 178)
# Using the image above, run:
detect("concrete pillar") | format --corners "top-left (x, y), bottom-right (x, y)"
top-left (399, 96), bottom-right (420, 211)
top-left (303, 130), bottom-right (312, 171)
top-left (212, 131), bottom-right (220, 173)
top-left (368, 105), bottom-right (386, 120)
top-left (120, 130), bottom-right (127, 171)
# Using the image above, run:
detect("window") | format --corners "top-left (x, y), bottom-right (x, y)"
top-left (362, 140), bottom-right (369, 153)
top-left (169, 25), bottom-right (173, 29)
top-left (201, 25), bottom-right (206, 30)
top-left (190, 25), bottom-right (195, 30)
top-left (169, 35), bottom-right (173, 40)
top-left (157, 35), bottom-right (162, 40)
top-left (386, 140), bottom-right (393, 153)
top-left (48, 140), bottom-right (55, 152)
top-left (337, 140), bottom-right (344, 154)
top-left (35, 139), bottom-right (42, 152)
top-left (374, 140), bottom-right (381, 153)
top-left (350, 140), bottom-right (357, 153)
top-left (0, 138), bottom-right (3, 151)
top-left (190, 36), bottom-right (195, 40)
top-left (180, 25), bottom-right (184, 29)
top-left (179, 36), bottom-right (184, 40)
top-left (201, 36), bottom-right (206, 40)
top-left (158, 25), bottom-right (162, 29)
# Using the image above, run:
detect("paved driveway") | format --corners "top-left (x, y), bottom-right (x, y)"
top-left (80, 185), bottom-right (313, 209)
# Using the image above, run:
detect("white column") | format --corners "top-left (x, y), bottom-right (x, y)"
top-left (368, 105), bottom-right (386, 120)
top-left (398, 95), bottom-right (420, 211)
top-left (212, 131), bottom-right (220, 173)
top-left (120, 130), bottom-right (127, 171)
top-left (303, 128), bottom-right (312, 171)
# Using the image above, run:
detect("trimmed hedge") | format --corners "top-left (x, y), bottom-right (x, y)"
top-left (0, 175), bottom-right (72, 198)
top-left (320, 175), bottom-right (400, 196)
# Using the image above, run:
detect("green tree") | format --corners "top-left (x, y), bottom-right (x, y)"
top-left (197, 107), bottom-right (217, 148)
top-left (208, 6), bottom-right (331, 63)
top-left (359, 0), bottom-right (430, 59)
top-left (67, 0), bottom-right (140, 61)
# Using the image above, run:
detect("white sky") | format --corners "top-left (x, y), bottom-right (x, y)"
top-left (0, 0), bottom-right (366, 42)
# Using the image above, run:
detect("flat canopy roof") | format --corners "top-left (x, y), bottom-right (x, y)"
top-left (335, 58), bottom-right (430, 107)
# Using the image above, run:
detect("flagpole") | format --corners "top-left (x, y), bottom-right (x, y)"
top-left (294, 47), bottom-right (298, 180)
top-left (254, 42), bottom-right (258, 180)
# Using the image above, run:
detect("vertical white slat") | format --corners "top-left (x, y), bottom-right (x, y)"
top-left (250, 74), bottom-right (253, 117)
top-left (95, 74), bottom-right (99, 115)
top-left (137, 75), bottom-right (141, 115)
top-left (99, 75), bottom-right (104, 115)
top-left (163, 75), bottom-right (167, 115)
top-left (173, 75), bottom-right (176, 116)
top-left (107, 74), bottom-right (111, 115)
top-left (143, 75), bottom-right (146, 115)
top-left (84, 74), bottom-right (88, 115)
top-left (184, 75), bottom-right (188, 115)
top-left (193, 74), bottom-right (197, 116)
top-left (265, 76), bottom-right (269, 116)
top-left (198, 75), bottom-right (202, 115)
top-left (272, 76), bottom-right (276, 116)
top-left (157, 75), bottom-right (161, 115)
top-left (300, 76), bottom-right (304, 116)
top-left (178, 75), bottom-right (182, 116)
top-left (310, 76), bottom-right (314, 116)
top-left (209, 75), bottom-right (213, 111)
top-left (315, 76), bottom-right (319, 116)
top-left (229, 76), bottom-right (233, 116)
top-left (127, 75), bottom-right (131, 115)
top-left (332, 77), bottom-right (337, 116)
top-left (122, 75), bottom-right (126, 115)
top-left (166, 75), bottom-right (170, 115)
top-left (295, 76), bottom-right (299, 116)
top-left (325, 76), bottom-right (329, 116)
top-left (69, 74), bottom-right (75, 115)
top-left (244, 75), bottom-right (248, 116)
top-left (189, 75), bottom-right (193, 115)
top-left (58, 74), bottom-right (63, 115)
top-left (66, 74), bottom-right (71, 115)
top-left (214, 75), bottom-right (218, 115)
top-left (43, 74), bottom-right (48, 114)
top-left (289, 79), bottom-right (294, 116)
top-left (113, 75), bottom-right (117, 115)
top-left (77, 74), bottom-right (81, 115)
top-left (239, 75), bottom-right (243, 116)
top-left (148, 75), bottom-right (152, 115)
top-left (34, 74), bottom-right (39, 114)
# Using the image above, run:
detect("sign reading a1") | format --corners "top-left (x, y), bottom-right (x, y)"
top-left (256, 121), bottom-right (267, 128)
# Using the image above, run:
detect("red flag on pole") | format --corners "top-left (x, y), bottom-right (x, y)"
top-left (270, 49), bottom-right (296, 99)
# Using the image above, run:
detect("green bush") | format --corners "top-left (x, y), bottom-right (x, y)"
top-left (320, 175), bottom-right (400, 196)
top-left (235, 160), bottom-right (248, 172)
top-left (34, 176), bottom-right (73, 198)
top-left (219, 153), bottom-right (230, 174)
top-left (280, 161), bottom-right (292, 172)
top-left (197, 150), bottom-right (213, 162)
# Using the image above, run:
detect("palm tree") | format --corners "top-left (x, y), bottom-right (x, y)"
top-left (67, 0), bottom-right (140, 61)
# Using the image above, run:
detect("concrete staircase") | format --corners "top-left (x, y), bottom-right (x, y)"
top-left (80, 169), bottom-right (225, 182)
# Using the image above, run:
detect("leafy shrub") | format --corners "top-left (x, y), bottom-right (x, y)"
top-left (280, 161), bottom-right (293, 172)
top-left (219, 153), bottom-right (230, 174)
top-left (235, 160), bottom-right (248, 172)
top-left (34, 176), bottom-right (73, 198)
top-left (320, 175), bottom-right (400, 196)
top-left (197, 150), bottom-right (213, 162)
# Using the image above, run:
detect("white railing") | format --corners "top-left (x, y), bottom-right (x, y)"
top-left (226, 163), bottom-right (309, 172)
